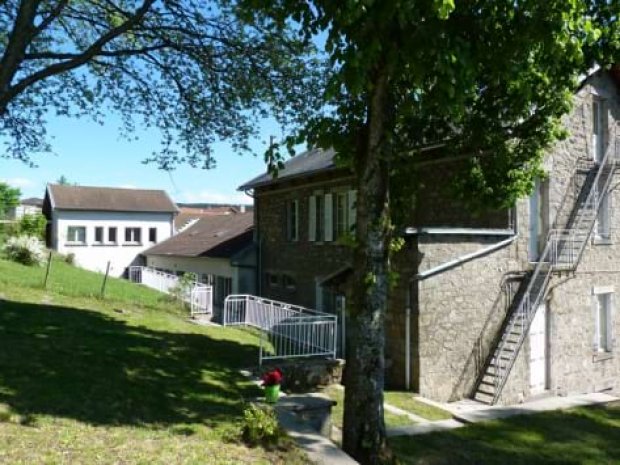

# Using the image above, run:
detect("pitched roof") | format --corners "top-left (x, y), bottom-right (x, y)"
top-left (238, 147), bottom-right (340, 190)
top-left (21, 197), bottom-right (43, 207)
top-left (47, 184), bottom-right (178, 213)
top-left (144, 213), bottom-right (254, 258)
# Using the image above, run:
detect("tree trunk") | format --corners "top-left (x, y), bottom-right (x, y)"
top-left (342, 68), bottom-right (393, 465)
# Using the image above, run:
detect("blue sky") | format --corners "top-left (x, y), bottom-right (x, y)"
top-left (0, 111), bottom-right (285, 205)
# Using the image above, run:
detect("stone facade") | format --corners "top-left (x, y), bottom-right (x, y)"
top-left (250, 70), bottom-right (620, 405)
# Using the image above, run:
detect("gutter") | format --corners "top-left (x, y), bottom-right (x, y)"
top-left (404, 208), bottom-right (519, 390)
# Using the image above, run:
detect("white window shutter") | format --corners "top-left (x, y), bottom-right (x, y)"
top-left (608, 294), bottom-right (615, 352)
top-left (348, 190), bottom-right (357, 232)
top-left (309, 196), bottom-right (316, 242)
top-left (593, 295), bottom-right (600, 352)
top-left (324, 193), bottom-right (333, 242)
top-left (294, 200), bottom-right (299, 241)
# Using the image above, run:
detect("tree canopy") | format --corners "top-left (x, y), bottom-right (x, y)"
top-left (0, 182), bottom-right (20, 219)
top-left (241, 1), bottom-right (619, 464)
top-left (0, 0), bottom-right (322, 167)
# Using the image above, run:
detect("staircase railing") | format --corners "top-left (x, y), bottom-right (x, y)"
top-left (491, 131), bottom-right (618, 403)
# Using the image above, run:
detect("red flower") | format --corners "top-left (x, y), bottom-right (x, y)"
top-left (261, 368), bottom-right (283, 386)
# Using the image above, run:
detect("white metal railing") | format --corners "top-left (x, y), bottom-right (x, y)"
top-left (128, 266), bottom-right (213, 315)
top-left (490, 132), bottom-right (618, 403)
top-left (223, 294), bottom-right (337, 364)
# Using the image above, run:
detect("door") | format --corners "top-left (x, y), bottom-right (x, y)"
top-left (592, 99), bottom-right (605, 163)
top-left (529, 179), bottom-right (549, 261)
top-left (529, 303), bottom-right (548, 394)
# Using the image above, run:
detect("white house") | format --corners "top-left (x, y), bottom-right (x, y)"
top-left (43, 184), bottom-right (178, 277)
top-left (143, 212), bottom-right (256, 311)
top-left (7, 197), bottom-right (43, 220)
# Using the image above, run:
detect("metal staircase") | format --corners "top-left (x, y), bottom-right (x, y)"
top-left (474, 132), bottom-right (618, 405)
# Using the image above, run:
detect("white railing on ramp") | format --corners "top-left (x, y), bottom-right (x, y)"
top-left (223, 294), bottom-right (337, 364)
top-left (128, 266), bottom-right (213, 316)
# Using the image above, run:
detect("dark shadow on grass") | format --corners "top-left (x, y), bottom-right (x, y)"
top-left (390, 404), bottom-right (620, 465)
top-left (0, 300), bottom-right (260, 427)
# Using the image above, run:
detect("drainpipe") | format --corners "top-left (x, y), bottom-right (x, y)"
top-left (404, 207), bottom-right (519, 391)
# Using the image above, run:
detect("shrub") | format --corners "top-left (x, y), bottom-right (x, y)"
top-left (3, 235), bottom-right (46, 266)
top-left (169, 272), bottom-right (197, 303)
top-left (241, 404), bottom-right (283, 447)
top-left (17, 213), bottom-right (47, 240)
top-left (64, 253), bottom-right (75, 265)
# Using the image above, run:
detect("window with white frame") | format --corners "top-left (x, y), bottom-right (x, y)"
top-left (108, 227), bottom-right (117, 244)
top-left (309, 194), bottom-right (324, 241)
top-left (94, 227), bottom-right (104, 244)
top-left (286, 200), bottom-right (299, 241)
top-left (593, 288), bottom-right (614, 353)
top-left (148, 227), bottom-right (157, 243)
top-left (335, 190), bottom-right (357, 239)
top-left (595, 190), bottom-right (612, 242)
top-left (66, 226), bottom-right (86, 244)
top-left (124, 227), bottom-right (141, 244)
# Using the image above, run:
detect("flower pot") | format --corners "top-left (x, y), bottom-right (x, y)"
top-left (264, 384), bottom-right (280, 403)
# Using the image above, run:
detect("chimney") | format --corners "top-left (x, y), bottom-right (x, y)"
top-left (239, 204), bottom-right (246, 213)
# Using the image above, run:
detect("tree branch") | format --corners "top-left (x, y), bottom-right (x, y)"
top-left (0, 0), bottom-right (156, 111)
top-left (24, 44), bottom-right (170, 60)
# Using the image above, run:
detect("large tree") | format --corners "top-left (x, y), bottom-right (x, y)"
top-left (242, 1), bottom-right (618, 463)
top-left (0, 0), bottom-right (321, 166)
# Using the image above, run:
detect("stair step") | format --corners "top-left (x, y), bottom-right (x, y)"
top-left (476, 388), bottom-right (495, 397)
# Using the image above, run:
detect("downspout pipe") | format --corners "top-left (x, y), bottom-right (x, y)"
top-left (404, 207), bottom-right (519, 390)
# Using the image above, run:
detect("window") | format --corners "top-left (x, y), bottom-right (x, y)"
top-left (66, 226), bottom-right (86, 244)
top-left (149, 227), bottom-right (157, 243)
top-left (335, 192), bottom-right (348, 238)
top-left (593, 289), bottom-right (614, 353)
top-left (282, 274), bottom-right (296, 291)
top-left (94, 227), bottom-right (104, 244)
top-left (309, 194), bottom-right (329, 242)
top-left (124, 227), bottom-right (141, 244)
top-left (596, 191), bottom-right (611, 242)
top-left (286, 200), bottom-right (299, 241)
top-left (108, 227), bottom-right (117, 244)
top-left (267, 273), bottom-right (279, 288)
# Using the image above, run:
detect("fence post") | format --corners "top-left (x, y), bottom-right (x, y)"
top-left (43, 251), bottom-right (53, 289)
top-left (100, 261), bottom-right (111, 299)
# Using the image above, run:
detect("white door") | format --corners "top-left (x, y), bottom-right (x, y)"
top-left (529, 304), bottom-right (548, 394)
top-left (592, 100), bottom-right (605, 163)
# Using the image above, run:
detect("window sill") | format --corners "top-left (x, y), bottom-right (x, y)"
top-left (592, 351), bottom-right (613, 362)
top-left (593, 238), bottom-right (613, 245)
top-left (65, 242), bottom-right (86, 247)
top-left (123, 243), bottom-right (143, 247)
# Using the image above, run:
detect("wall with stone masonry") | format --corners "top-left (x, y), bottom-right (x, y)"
top-left (417, 71), bottom-right (620, 405)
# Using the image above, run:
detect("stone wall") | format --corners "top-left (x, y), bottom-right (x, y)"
top-left (416, 71), bottom-right (620, 405)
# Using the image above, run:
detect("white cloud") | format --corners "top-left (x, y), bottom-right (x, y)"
top-left (0, 177), bottom-right (34, 189)
top-left (179, 190), bottom-right (251, 205)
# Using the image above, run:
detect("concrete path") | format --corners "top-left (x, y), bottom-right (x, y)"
top-left (387, 392), bottom-right (618, 437)
top-left (387, 419), bottom-right (464, 437)
top-left (276, 407), bottom-right (358, 465)
top-left (453, 392), bottom-right (618, 424)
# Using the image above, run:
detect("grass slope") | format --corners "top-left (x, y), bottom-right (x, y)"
top-left (0, 257), bottom-right (310, 464)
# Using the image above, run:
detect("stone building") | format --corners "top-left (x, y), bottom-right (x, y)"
top-left (239, 68), bottom-right (620, 405)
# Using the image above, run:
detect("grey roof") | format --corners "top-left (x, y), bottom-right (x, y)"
top-left (144, 213), bottom-right (254, 258)
top-left (238, 147), bottom-right (339, 190)
top-left (47, 184), bottom-right (178, 213)
top-left (21, 197), bottom-right (43, 207)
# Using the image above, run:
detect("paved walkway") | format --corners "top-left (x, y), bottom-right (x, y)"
top-left (387, 392), bottom-right (618, 437)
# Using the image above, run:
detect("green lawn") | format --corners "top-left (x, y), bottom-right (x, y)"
top-left (321, 385), bottom-right (413, 429)
top-left (0, 257), bottom-right (310, 464)
top-left (390, 402), bottom-right (620, 465)
top-left (383, 391), bottom-right (452, 421)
